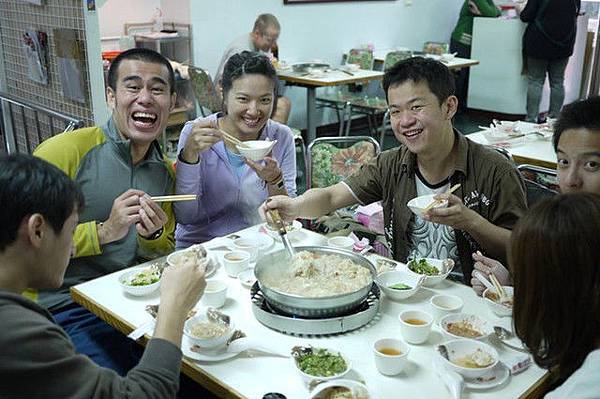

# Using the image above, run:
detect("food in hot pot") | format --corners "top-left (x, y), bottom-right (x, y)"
top-left (261, 251), bottom-right (372, 297)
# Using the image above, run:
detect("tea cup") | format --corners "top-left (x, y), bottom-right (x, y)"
top-left (398, 309), bottom-right (433, 344)
top-left (223, 250), bottom-right (251, 277)
top-left (373, 338), bottom-right (410, 375)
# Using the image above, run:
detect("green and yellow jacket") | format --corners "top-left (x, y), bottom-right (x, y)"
top-left (31, 118), bottom-right (175, 311)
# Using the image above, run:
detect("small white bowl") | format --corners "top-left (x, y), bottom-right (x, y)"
top-left (263, 220), bottom-right (303, 241)
top-left (183, 314), bottom-right (235, 349)
top-left (236, 140), bottom-right (277, 161)
top-left (232, 234), bottom-right (274, 262)
top-left (407, 194), bottom-right (448, 217)
top-left (118, 267), bottom-right (161, 296)
top-left (440, 313), bottom-right (492, 341)
top-left (310, 379), bottom-right (370, 399)
top-left (166, 245), bottom-right (209, 268)
top-left (223, 250), bottom-right (251, 277)
top-left (438, 339), bottom-right (499, 379)
top-left (375, 269), bottom-right (424, 300)
top-left (405, 258), bottom-right (451, 287)
top-left (327, 236), bottom-right (355, 251)
top-left (237, 269), bottom-right (256, 288)
top-left (429, 294), bottom-right (464, 321)
top-left (483, 286), bottom-right (514, 317)
top-left (372, 338), bottom-right (410, 376)
top-left (200, 280), bottom-right (228, 308)
top-left (293, 347), bottom-right (352, 384)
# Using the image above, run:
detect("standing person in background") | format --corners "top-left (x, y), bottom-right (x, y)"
top-left (214, 13), bottom-right (291, 124)
top-left (450, 0), bottom-right (500, 112)
top-left (519, 0), bottom-right (581, 123)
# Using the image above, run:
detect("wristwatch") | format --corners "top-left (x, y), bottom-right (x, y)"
top-left (269, 176), bottom-right (285, 190)
top-left (142, 227), bottom-right (164, 240)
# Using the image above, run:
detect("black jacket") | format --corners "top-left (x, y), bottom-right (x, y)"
top-left (520, 0), bottom-right (580, 60)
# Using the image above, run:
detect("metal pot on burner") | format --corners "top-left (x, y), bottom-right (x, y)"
top-left (254, 246), bottom-right (376, 318)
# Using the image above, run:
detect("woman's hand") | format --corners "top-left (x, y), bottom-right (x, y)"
top-left (246, 156), bottom-right (282, 184)
top-left (470, 251), bottom-right (512, 296)
top-left (180, 119), bottom-right (222, 164)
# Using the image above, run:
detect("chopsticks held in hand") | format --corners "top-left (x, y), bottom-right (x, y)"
top-left (422, 183), bottom-right (461, 213)
top-left (489, 273), bottom-right (507, 299)
top-left (150, 195), bottom-right (197, 203)
top-left (216, 126), bottom-right (249, 149)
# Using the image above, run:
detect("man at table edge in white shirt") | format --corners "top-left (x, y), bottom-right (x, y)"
top-left (0, 154), bottom-right (206, 398)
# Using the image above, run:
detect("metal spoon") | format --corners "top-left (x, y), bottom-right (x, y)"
top-left (437, 344), bottom-right (450, 361)
top-left (494, 325), bottom-right (514, 340)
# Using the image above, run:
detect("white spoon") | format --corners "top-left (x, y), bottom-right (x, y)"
top-left (227, 337), bottom-right (289, 358)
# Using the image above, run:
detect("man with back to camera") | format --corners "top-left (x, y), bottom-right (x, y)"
top-left (0, 154), bottom-right (206, 398)
top-left (262, 57), bottom-right (527, 284)
top-left (214, 13), bottom-right (291, 124)
top-left (32, 48), bottom-right (178, 372)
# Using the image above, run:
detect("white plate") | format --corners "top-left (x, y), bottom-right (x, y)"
top-left (464, 362), bottom-right (510, 390)
top-left (181, 335), bottom-right (240, 362)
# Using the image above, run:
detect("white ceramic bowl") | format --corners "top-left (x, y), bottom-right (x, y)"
top-left (310, 379), bottom-right (370, 399)
top-left (237, 269), bottom-right (257, 288)
top-left (232, 234), bottom-right (274, 262)
top-left (407, 194), bottom-right (448, 217)
top-left (183, 314), bottom-right (235, 349)
top-left (236, 140), bottom-right (277, 161)
top-left (118, 267), bottom-right (161, 296)
top-left (263, 220), bottom-right (303, 241)
top-left (223, 250), bottom-right (251, 277)
top-left (293, 347), bottom-right (352, 384)
top-left (482, 286), bottom-right (514, 317)
top-left (166, 245), bottom-right (210, 269)
top-left (200, 280), bottom-right (228, 308)
top-left (327, 236), bottom-right (355, 251)
top-left (438, 339), bottom-right (499, 379)
top-left (429, 294), bottom-right (464, 321)
top-left (440, 313), bottom-right (492, 341)
top-left (375, 269), bottom-right (424, 300)
top-left (405, 258), bottom-right (451, 287)
top-left (372, 338), bottom-right (410, 376)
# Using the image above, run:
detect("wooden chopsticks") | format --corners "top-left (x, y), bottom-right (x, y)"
top-left (422, 183), bottom-right (461, 212)
top-left (489, 273), bottom-right (507, 299)
top-left (150, 195), bottom-right (197, 203)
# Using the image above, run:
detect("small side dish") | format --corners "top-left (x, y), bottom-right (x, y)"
top-left (408, 259), bottom-right (439, 276)
top-left (292, 346), bottom-right (351, 383)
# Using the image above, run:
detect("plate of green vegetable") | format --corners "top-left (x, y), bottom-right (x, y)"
top-left (119, 266), bottom-right (162, 296)
top-left (292, 346), bottom-right (351, 384)
top-left (406, 258), bottom-right (452, 287)
top-left (375, 269), bottom-right (425, 300)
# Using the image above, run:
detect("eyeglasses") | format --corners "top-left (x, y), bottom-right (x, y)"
top-left (261, 33), bottom-right (278, 43)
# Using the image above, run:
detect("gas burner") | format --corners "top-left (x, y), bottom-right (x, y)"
top-left (250, 282), bottom-right (380, 336)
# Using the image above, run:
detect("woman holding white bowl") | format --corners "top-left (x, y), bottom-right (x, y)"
top-left (175, 51), bottom-right (296, 247)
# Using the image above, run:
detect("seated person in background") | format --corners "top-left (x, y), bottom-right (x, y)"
top-left (33, 48), bottom-right (177, 372)
top-left (214, 13), bottom-right (291, 124)
top-left (175, 51), bottom-right (296, 247)
top-left (0, 154), bottom-right (206, 398)
top-left (471, 96), bottom-right (600, 294)
top-left (510, 192), bottom-right (600, 398)
top-left (262, 57), bottom-right (527, 283)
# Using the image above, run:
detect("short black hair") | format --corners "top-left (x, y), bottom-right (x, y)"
top-left (107, 48), bottom-right (176, 95)
top-left (553, 96), bottom-right (600, 151)
top-left (221, 51), bottom-right (278, 98)
top-left (382, 56), bottom-right (455, 105)
top-left (0, 154), bottom-right (84, 251)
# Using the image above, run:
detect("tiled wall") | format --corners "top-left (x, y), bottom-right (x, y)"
top-left (0, 0), bottom-right (93, 153)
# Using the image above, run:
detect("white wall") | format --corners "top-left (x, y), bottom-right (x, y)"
top-left (190, 0), bottom-right (464, 130)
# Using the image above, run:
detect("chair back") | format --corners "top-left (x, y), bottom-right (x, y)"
top-left (307, 136), bottom-right (380, 189)
top-left (188, 66), bottom-right (222, 116)
top-left (422, 41), bottom-right (449, 55)
top-left (346, 48), bottom-right (374, 70)
top-left (517, 164), bottom-right (558, 206)
top-left (382, 50), bottom-right (412, 71)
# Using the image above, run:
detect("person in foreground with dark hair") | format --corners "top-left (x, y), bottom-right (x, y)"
top-left (32, 47), bottom-right (178, 372)
top-left (471, 96), bottom-right (600, 295)
top-left (175, 51), bottom-right (296, 246)
top-left (262, 57), bottom-right (527, 283)
top-left (509, 192), bottom-right (600, 398)
top-left (0, 154), bottom-right (206, 398)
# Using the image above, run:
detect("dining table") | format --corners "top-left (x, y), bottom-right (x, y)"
top-left (373, 49), bottom-right (480, 71)
top-left (71, 224), bottom-right (551, 399)
top-left (467, 122), bottom-right (557, 169)
top-left (277, 68), bottom-right (384, 143)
